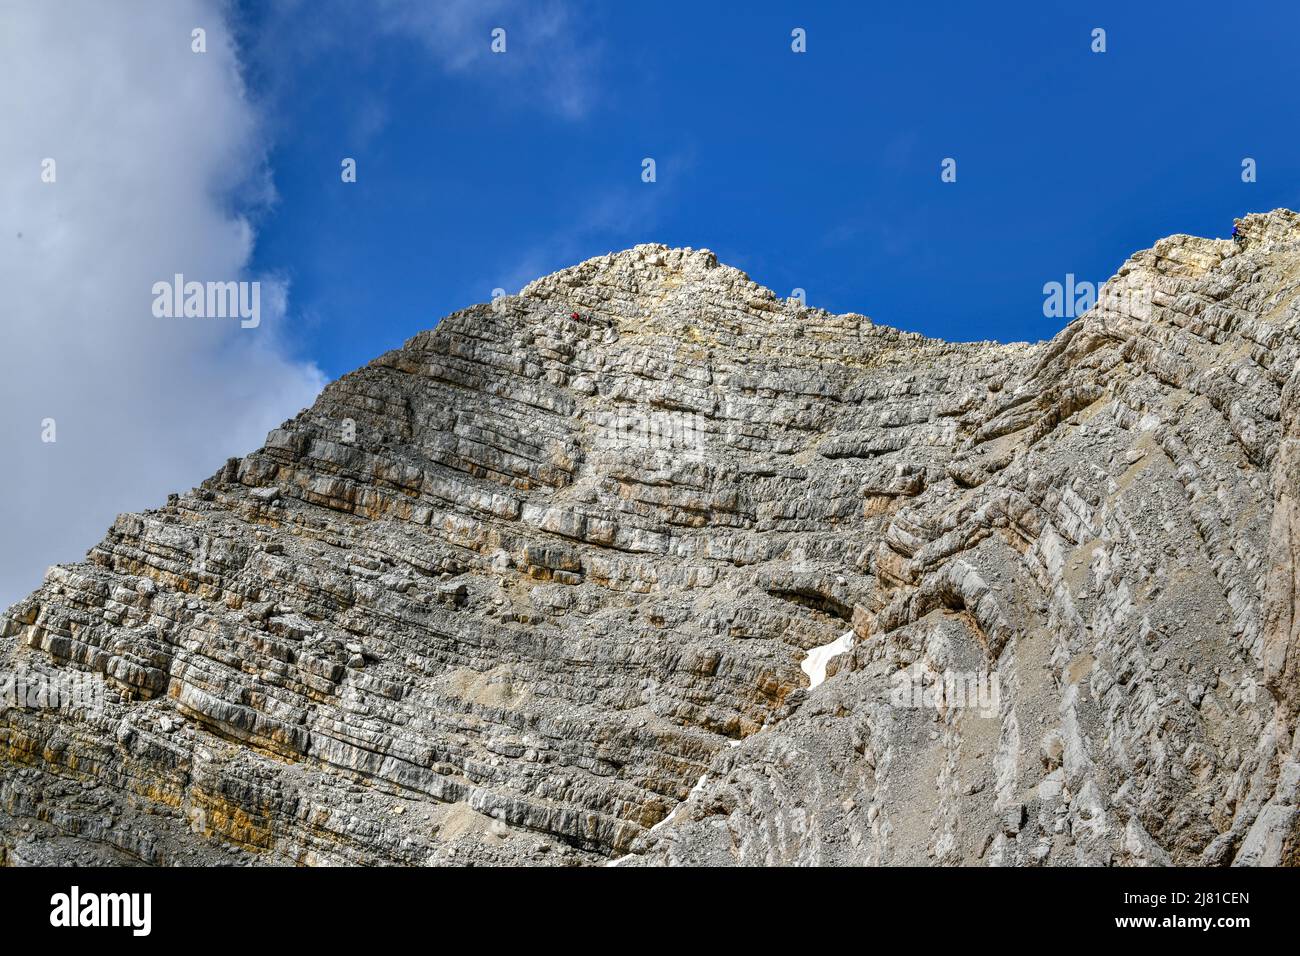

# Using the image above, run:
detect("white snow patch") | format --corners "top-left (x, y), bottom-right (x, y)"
top-left (650, 771), bottom-right (709, 833)
top-left (606, 769), bottom-right (711, 867)
top-left (609, 640), bottom-right (849, 870)
top-left (801, 630), bottom-right (855, 689)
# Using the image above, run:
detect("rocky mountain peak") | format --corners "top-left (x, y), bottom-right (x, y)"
top-left (3, 217), bottom-right (1299, 867)
top-left (521, 243), bottom-right (725, 300)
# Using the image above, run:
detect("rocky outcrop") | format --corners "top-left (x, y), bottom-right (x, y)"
top-left (4, 213), bottom-right (1300, 866)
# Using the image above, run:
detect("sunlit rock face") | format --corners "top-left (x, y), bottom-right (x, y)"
top-left (4, 213), bottom-right (1300, 866)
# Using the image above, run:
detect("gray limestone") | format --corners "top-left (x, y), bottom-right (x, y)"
top-left (4, 212), bottom-right (1300, 866)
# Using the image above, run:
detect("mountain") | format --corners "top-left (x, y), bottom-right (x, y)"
top-left (3, 213), bottom-right (1299, 866)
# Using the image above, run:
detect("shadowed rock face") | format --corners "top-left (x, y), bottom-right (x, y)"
top-left (4, 213), bottom-right (1300, 867)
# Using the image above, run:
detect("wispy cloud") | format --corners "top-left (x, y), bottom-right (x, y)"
top-left (375, 0), bottom-right (602, 119)
top-left (244, 0), bottom-right (604, 122)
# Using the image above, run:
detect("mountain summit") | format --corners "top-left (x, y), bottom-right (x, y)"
top-left (4, 214), bottom-right (1300, 866)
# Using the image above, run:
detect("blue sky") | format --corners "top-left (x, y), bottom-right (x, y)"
top-left (234, 0), bottom-right (1300, 379)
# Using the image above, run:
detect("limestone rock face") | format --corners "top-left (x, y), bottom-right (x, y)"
top-left (4, 214), bottom-right (1300, 866)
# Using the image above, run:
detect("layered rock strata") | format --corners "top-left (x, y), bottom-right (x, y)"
top-left (4, 212), bottom-right (1300, 866)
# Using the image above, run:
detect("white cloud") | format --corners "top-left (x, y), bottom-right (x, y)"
top-left (374, 0), bottom-right (600, 119)
top-left (0, 0), bottom-right (326, 608)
